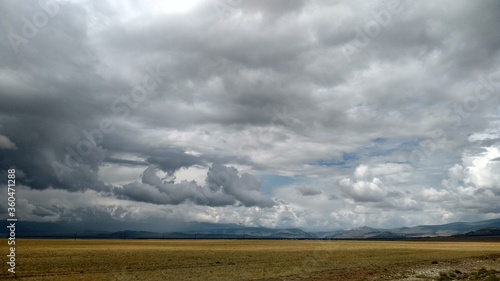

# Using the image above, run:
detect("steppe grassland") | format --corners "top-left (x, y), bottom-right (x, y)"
top-left (1, 239), bottom-right (499, 280)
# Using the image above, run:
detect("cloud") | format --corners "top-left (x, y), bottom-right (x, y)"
top-left (465, 147), bottom-right (500, 190)
top-left (339, 177), bottom-right (385, 203)
top-left (115, 164), bottom-right (276, 208)
top-left (339, 165), bottom-right (386, 202)
top-left (1, 0), bottom-right (500, 231)
top-left (443, 148), bottom-right (500, 192)
top-left (297, 186), bottom-right (322, 196)
top-left (0, 135), bottom-right (17, 150)
top-left (418, 187), bottom-right (452, 203)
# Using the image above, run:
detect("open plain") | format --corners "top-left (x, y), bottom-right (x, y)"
top-left (2, 240), bottom-right (500, 281)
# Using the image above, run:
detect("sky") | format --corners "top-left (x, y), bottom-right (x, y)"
top-left (1, 0), bottom-right (500, 232)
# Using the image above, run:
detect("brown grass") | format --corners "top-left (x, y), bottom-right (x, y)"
top-left (1, 239), bottom-right (500, 280)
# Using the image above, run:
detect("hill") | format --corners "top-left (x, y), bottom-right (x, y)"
top-left (2, 218), bottom-right (500, 240)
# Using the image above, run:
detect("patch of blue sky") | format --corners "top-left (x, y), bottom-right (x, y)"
top-left (313, 152), bottom-right (358, 167)
top-left (311, 138), bottom-right (423, 169)
top-left (365, 138), bottom-right (423, 160)
top-left (259, 175), bottom-right (301, 194)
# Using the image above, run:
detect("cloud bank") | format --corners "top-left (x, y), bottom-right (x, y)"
top-left (1, 0), bottom-right (499, 231)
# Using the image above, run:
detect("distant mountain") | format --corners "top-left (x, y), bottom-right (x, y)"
top-left (321, 218), bottom-right (500, 239)
top-left (322, 227), bottom-right (380, 239)
top-left (2, 218), bottom-right (500, 240)
top-left (320, 228), bottom-right (407, 240)
top-left (453, 227), bottom-right (500, 237)
top-left (180, 227), bottom-right (315, 239)
top-left (390, 218), bottom-right (500, 237)
top-left (0, 221), bottom-right (314, 239)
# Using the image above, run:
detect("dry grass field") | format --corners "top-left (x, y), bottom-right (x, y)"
top-left (2, 239), bottom-right (500, 281)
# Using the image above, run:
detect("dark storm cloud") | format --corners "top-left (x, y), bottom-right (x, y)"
top-left (0, 0), bottom-right (198, 191)
top-left (116, 164), bottom-right (276, 208)
top-left (105, 158), bottom-right (148, 167)
top-left (32, 205), bottom-right (58, 217)
top-left (0, 0), bottom-right (112, 191)
top-left (297, 186), bottom-right (322, 196)
top-left (146, 150), bottom-right (202, 173)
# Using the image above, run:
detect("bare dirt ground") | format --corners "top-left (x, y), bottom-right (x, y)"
top-left (2, 240), bottom-right (499, 281)
top-left (274, 254), bottom-right (500, 281)
top-left (374, 255), bottom-right (500, 281)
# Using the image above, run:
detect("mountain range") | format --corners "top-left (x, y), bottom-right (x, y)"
top-left (2, 218), bottom-right (500, 240)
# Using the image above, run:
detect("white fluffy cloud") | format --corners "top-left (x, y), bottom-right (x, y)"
top-left (339, 171), bottom-right (385, 202)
